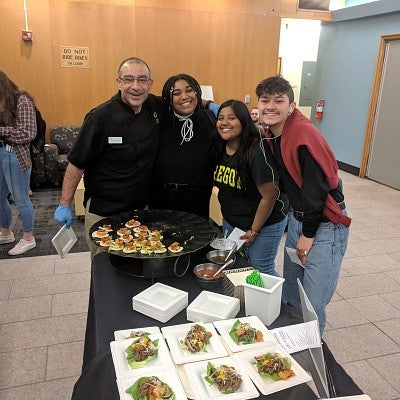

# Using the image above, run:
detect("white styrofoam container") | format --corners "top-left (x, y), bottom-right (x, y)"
top-left (132, 282), bottom-right (188, 323)
top-left (243, 273), bottom-right (284, 326)
top-left (186, 290), bottom-right (240, 322)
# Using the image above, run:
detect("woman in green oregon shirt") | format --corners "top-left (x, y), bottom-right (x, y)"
top-left (212, 99), bottom-right (289, 276)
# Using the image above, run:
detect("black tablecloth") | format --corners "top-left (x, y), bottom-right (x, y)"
top-left (71, 252), bottom-right (363, 400)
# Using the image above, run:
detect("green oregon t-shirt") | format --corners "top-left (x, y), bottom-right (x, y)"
top-left (213, 142), bottom-right (288, 230)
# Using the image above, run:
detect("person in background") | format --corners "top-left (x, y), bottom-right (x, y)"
top-left (54, 57), bottom-right (164, 258)
top-left (250, 107), bottom-right (260, 124)
top-left (0, 70), bottom-right (37, 255)
top-left (212, 99), bottom-right (289, 276)
top-left (149, 74), bottom-right (216, 219)
top-left (256, 75), bottom-right (351, 335)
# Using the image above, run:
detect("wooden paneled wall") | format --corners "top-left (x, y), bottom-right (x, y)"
top-left (0, 0), bottom-right (331, 141)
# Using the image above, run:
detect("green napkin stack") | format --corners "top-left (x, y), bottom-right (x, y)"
top-left (245, 270), bottom-right (264, 287)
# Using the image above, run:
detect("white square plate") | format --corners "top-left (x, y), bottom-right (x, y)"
top-left (51, 224), bottom-right (77, 259)
top-left (161, 322), bottom-right (228, 365)
top-left (110, 335), bottom-right (173, 379)
top-left (114, 326), bottom-right (161, 341)
top-left (233, 343), bottom-right (311, 395)
top-left (183, 356), bottom-right (259, 400)
top-left (213, 316), bottom-right (277, 353)
top-left (117, 367), bottom-right (188, 400)
top-left (187, 291), bottom-right (240, 320)
top-left (132, 283), bottom-right (188, 312)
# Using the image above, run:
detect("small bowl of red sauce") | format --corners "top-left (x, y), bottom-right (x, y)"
top-left (193, 263), bottom-right (224, 290)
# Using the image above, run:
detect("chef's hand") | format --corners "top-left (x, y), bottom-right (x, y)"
top-left (54, 205), bottom-right (73, 228)
top-left (297, 235), bottom-right (314, 264)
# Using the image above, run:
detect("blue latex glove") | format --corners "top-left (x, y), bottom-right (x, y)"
top-left (54, 205), bottom-right (73, 228)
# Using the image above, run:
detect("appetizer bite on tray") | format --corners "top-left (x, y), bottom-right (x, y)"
top-left (92, 217), bottom-right (184, 255)
top-left (168, 241), bottom-right (183, 253)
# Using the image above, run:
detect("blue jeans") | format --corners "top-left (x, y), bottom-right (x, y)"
top-left (223, 217), bottom-right (287, 276)
top-left (0, 148), bottom-right (34, 232)
top-left (283, 212), bottom-right (349, 335)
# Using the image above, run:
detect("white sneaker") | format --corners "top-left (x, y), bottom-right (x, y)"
top-left (0, 232), bottom-right (15, 244)
top-left (8, 238), bottom-right (36, 256)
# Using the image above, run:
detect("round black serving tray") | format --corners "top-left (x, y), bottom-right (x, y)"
top-left (89, 209), bottom-right (219, 277)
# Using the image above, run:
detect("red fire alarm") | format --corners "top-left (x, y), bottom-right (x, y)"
top-left (22, 30), bottom-right (33, 42)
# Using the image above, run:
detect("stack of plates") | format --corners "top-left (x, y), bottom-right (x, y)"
top-left (187, 290), bottom-right (240, 323)
top-left (132, 282), bottom-right (188, 323)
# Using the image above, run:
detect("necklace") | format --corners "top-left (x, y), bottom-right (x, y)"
top-left (265, 129), bottom-right (282, 140)
top-left (174, 111), bottom-right (194, 145)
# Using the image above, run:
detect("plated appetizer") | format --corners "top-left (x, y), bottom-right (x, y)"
top-left (98, 223), bottom-right (113, 232)
top-left (134, 225), bottom-right (149, 234)
top-left (125, 376), bottom-right (174, 400)
top-left (109, 238), bottom-right (124, 251)
top-left (125, 219), bottom-right (141, 228)
top-left (117, 227), bottom-right (131, 236)
top-left (149, 229), bottom-right (163, 240)
top-left (98, 237), bottom-right (112, 247)
top-left (91, 229), bottom-right (109, 239)
top-left (180, 324), bottom-right (212, 353)
top-left (168, 242), bottom-right (183, 253)
top-left (229, 319), bottom-right (263, 345)
top-left (204, 361), bottom-right (242, 394)
top-left (125, 335), bottom-right (159, 369)
top-left (123, 242), bottom-right (140, 254)
top-left (252, 352), bottom-right (295, 381)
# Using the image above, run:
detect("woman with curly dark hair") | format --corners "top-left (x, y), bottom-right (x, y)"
top-left (212, 99), bottom-right (289, 276)
top-left (150, 74), bottom-right (216, 219)
top-left (0, 70), bottom-right (37, 255)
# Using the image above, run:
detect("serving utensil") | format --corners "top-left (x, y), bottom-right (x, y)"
top-left (212, 258), bottom-right (234, 277)
top-left (224, 242), bottom-right (237, 262)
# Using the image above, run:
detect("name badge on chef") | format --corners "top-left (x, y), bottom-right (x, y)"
top-left (108, 137), bottom-right (123, 144)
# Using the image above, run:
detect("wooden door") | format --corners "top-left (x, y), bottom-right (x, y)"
top-left (360, 34), bottom-right (400, 189)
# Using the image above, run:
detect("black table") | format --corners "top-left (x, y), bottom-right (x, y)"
top-left (71, 252), bottom-right (363, 400)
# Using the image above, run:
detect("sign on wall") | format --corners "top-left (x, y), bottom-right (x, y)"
top-left (60, 46), bottom-right (90, 68)
top-left (297, 0), bottom-right (330, 12)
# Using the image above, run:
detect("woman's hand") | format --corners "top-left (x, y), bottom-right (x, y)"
top-left (240, 230), bottom-right (258, 245)
top-left (297, 235), bottom-right (314, 264)
top-left (240, 182), bottom-right (278, 245)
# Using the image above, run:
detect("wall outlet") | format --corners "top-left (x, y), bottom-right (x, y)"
top-left (245, 95), bottom-right (250, 104)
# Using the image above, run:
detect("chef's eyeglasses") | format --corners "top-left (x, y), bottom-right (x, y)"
top-left (118, 75), bottom-right (151, 85)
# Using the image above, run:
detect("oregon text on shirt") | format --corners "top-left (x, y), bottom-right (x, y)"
top-left (213, 164), bottom-right (241, 189)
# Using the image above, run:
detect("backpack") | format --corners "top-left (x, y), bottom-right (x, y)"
top-left (30, 107), bottom-right (46, 158)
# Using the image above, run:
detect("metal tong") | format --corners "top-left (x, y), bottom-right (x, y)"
top-left (213, 258), bottom-right (235, 277)
top-left (224, 242), bottom-right (237, 262)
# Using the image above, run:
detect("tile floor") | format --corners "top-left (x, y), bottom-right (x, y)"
top-left (0, 171), bottom-right (399, 400)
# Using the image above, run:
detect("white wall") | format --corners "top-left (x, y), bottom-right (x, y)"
top-left (279, 19), bottom-right (321, 117)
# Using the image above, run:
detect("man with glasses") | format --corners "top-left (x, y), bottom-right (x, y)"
top-left (54, 57), bottom-right (163, 258)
